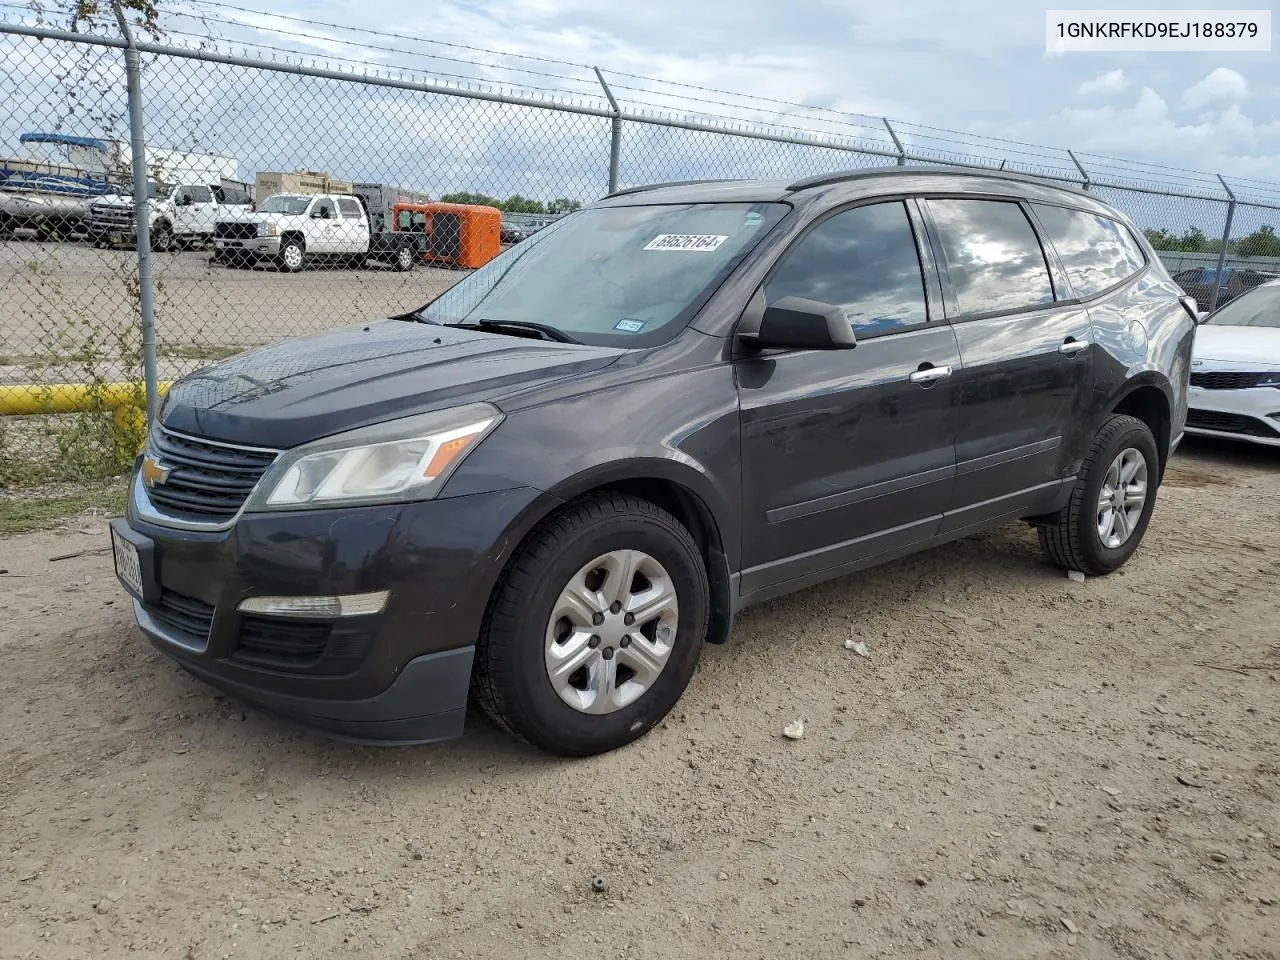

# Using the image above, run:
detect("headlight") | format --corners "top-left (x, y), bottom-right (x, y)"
top-left (244, 403), bottom-right (502, 511)
top-left (263, 222), bottom-right (279, 237)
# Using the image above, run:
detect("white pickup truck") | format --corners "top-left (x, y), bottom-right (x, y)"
top-left (212, 193), bottom-right (423, 272)
top-left (86, 181), bottom-right (252, 251)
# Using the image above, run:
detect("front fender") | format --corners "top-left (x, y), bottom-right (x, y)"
top-left (442, 362), bottom-right (743, 567)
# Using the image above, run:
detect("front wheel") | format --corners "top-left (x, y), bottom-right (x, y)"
top-left (277, 239), bottom-right (305, 272)
top-left (151, 222), bottom-right (173, 253)
top-left (473, 494), bottom-right (709, 756)
top-left (394, 245), bottom-right (415, 272)
top-left (1039, 413), bottom-right (1160, 576)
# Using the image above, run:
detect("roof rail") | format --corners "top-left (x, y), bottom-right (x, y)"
top-left (786, 164), bottom-right (1088, 196)
top-left (605, 178), bottom-right (737, 198)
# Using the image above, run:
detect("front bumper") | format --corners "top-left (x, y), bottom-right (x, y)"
top-left (113, 475), bottom-right (553, 744)
top-left (214, 236), bottom-right (281, 256)
top-left (1186, 383), bottom-right (1280, 447)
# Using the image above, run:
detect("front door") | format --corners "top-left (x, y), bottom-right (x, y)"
top-left (918, 197), bottom-right (1095, 532)
top-left (736, 200), bottom-right (961, 597)
top-left (308, 197), bottom-right (339, 253)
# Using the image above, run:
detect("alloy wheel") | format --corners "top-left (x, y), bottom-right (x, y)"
top-left (1096, 446), bottom-right (1148, 549)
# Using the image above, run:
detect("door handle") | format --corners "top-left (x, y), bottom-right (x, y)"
top-left (1059, 339), bottom-right (1090, 356)
top-left (909, 364), bottom-right (953, 384)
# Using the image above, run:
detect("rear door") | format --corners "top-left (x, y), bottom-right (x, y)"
top-left (336, 197), bottom-right (369, 254)
top-left (919, 197), bottom-right (1095, 532)
top-left (736, 200), bottom-right (962, 595)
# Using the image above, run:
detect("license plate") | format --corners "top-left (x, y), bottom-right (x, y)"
top-left (112, 527), bottom-right (144, 598)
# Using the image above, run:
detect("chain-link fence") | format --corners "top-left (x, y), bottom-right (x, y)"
top-left (3, 14), bottom-right (1280, 487)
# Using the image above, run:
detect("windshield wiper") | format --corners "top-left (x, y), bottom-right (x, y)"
top-left (458, 319), bottom-right (582, 344)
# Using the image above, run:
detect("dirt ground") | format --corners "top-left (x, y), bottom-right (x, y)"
top-left (0, 239), bottom-right (464, 385)
top-left (1, 437), bottom-right (1278, 960)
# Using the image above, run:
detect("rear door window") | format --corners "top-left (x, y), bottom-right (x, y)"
top-left (1031, 204), bottom-right (1146, 298)
top-left (337, 198), bottom-right (363, 219)
top-left (923, 199), bottom-right (1055, 317)
top-left (764, 201), bottom-right (929, 336)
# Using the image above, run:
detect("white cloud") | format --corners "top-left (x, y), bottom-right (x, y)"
top-left (1077, 69), bottom-right (1129, 97)
top-left (1183, 68), bottom-right (1249, 109)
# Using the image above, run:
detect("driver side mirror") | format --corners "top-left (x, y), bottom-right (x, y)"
top-left (744, 296), bottom-right (858, 350)
top-left (176, 195), bottom-right (193, 207)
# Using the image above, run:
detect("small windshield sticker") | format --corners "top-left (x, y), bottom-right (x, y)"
top-left (643, 234), bottom-right (728, 252)
top-left (614, 317), bottom-right (647, 333)
top-left (744, 212), bottom-right (764, 227)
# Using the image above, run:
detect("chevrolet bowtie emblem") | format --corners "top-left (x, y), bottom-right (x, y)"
top-left (141, 456), bottom-right (172, 488)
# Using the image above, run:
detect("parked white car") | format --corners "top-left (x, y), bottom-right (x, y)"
top-left (1187, 279), bottom-right (1280, 447)
top-left (86, 181), bottom-right (252, 251)
top-left (213, 193), bottom-right (421, 272)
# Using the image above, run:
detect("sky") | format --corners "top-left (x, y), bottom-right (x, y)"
top-left (3, 0), bottom-right (1280, 226)
top-left (179, 0), bottom-right (1280, 187)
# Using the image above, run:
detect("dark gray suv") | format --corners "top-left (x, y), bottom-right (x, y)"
top-left (110, 167), bottom-right (1196, 756)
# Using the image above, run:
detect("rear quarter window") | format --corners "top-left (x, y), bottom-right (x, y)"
top-left (1031, 204), bottom-right (1146, 299)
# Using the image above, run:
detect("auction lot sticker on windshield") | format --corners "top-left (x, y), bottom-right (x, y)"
top-left (644, 234), bottom-right (728, 252)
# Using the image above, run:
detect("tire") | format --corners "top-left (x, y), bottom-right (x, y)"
top-left (151, 222), bottom-right (173, 253)
top-left (278, 238), bottom-right (305, 272)
top-left (473, 493), bottom-right (710, 757)
top-left (394, 245), bottom-right (415, 272)
top-left (1038, 414), bottom-right (1160, 576)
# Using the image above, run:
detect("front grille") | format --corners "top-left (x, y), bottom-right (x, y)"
top-left (1190, 371), bottom-right (1276, 390)
top-left (145, 591), bottom-right (215, 646)
top-left (144, 428), bottom-right (278, 523)
top-left (215, 221), bottom-right (258, 240)
top-left (1186, 408), bottom-right (1279, 438)
top-left (88, 204), bottom-right (134, 229)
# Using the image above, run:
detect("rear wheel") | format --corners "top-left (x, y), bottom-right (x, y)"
top-left (473, 494), bottom-right (709, 756)
top-left (278, 238), bottom-right (305, 272)
top-left (1039, 414), bottom-right (1159, 576)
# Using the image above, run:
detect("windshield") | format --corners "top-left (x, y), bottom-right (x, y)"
top-left (1203, 284), bottom-right (1280, 328)
top-left (417, 201), bottom-right (789, 346)
top-left (257, 195), bottom-right (312, 215)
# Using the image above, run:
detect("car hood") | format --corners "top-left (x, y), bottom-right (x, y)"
top-left (217, 208), bottom-right (277, 223)
top-left (161, 319), bottom-right (626, 448)
top-left (1192, 324), bottom-right (1280, 366)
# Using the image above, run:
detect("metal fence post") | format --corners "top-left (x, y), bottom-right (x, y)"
top-left (111, 0), bottom-right (159, 425)
top-left (594, 67), bottom-right (622, 194)
top-left (882, 119), bottom-right (906, 166)
top-left (1209, 175), bottom-right (1237, 313)
top-left (1067, 149), bottom-right (1090, 191)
